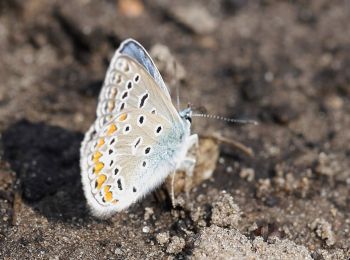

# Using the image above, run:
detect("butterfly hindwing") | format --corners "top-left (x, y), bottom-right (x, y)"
top-left (81, 109), bottom-right (186, 217)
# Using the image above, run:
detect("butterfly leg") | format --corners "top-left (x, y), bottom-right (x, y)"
top-left (170, 134), bottom-right (198, 207)
top-left (178, 134), bottom-right (198, 198)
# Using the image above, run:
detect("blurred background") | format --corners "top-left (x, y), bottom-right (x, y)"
top-left (0, 0), bottom-right (349, 259)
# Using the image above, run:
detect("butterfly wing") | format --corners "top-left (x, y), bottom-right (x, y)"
top-left (81, 109), bottom-right (187, 218)
top-left (117, 39), bottom-right (170, 98)
top-left (80, 48), bottom-right (188, 218)
top-left (95, 54), bottom-right (178, 133)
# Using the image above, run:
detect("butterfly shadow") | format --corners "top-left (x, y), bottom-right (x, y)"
top-left (2, 120), bottom-right (91, 222)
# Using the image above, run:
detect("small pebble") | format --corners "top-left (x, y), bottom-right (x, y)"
top-left (142, 226), bottom-right (150, 233)
top-left (239, 168), bottom-right (255, 182)
top-left (114, 247), bottom-right (123, 255)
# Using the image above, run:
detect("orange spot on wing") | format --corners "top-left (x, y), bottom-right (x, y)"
top-left (94, 162), bottom-right (104, 174)
top-left (92, 151), bottom-right (102, 163)
top-left (107, 124), bottom-right (117, 135)
top-left (105, 193), bottom-right (113, 202)
top-left (104, 185), bottom-right (110, 193)
top-left (97, 138), bottom-right (105, 148)
top-left (96, 174), bottom-right (107, 190)
top-left (104, 185), bottom-right (113, 202)
top-left (118, 113), bottom-right (127, 121)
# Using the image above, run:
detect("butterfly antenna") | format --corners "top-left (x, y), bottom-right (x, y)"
top-left (192, 113), bottom-right (258, 125)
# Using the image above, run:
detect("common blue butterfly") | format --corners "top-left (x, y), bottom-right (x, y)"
top-left (80, 39), bottom-right (198, 218)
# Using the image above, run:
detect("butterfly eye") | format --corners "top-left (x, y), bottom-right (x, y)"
top-left (185, 116), bottom-right (192, 123)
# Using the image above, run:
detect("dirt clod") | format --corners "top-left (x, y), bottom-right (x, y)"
top-left (166, 236), bottom-right (186, 254)
top-left (310, 218), bottom-right (336, 247)
top-left (192, 225), bottom-right (312, 259)
top-left (239, 167), bottom-right (255, 182)
top-left (156, 232), bottom-right (170, 245)
top-left (211, 192), bottom-right (241, 228)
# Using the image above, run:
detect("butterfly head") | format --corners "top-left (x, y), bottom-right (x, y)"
top-left (179, 107), bottom-right (192, 125)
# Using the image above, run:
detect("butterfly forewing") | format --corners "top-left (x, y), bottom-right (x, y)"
top-left (96, 55), bottom-right (178, 132)
top-left (117, 39), bottom-right (171, 98)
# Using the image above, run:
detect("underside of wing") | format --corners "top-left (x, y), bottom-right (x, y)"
top-left (117, 39), bottom-right (170, 97)
top-left (80, 39), bottom-right (185, 218)
top-left (95, 55), bottom-right (179, 133)
top-left (80, 110), bottom-right (185, 218)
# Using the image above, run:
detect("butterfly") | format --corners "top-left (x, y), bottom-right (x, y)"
top-left (80, 39), bottom-right (198, 218)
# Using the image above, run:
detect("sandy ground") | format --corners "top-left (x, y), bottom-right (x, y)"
top-left (0, 0), bottom-right (349, 259)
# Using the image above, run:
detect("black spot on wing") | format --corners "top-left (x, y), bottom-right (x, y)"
top-left (139, 93), bottom-right (149, 108)
top-left (117, 179), bottom-right (122, 190)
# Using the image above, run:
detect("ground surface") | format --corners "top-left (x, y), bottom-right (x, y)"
top-left (0, 0), bottom-right (349, 259)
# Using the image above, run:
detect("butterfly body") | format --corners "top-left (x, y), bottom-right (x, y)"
top-left (80, 39), bottom-right (197, 218)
